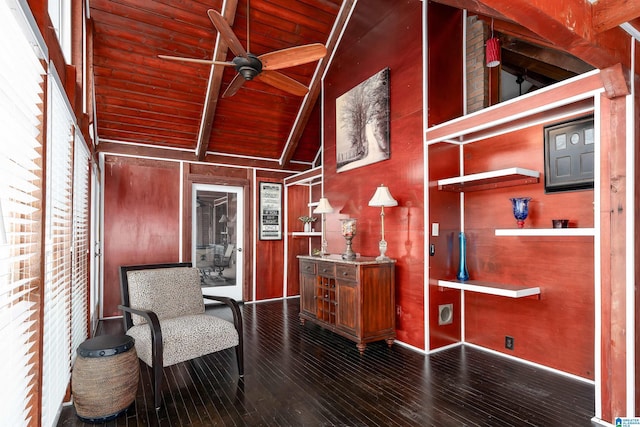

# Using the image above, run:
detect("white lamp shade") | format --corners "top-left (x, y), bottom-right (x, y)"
top-left (313, 197), bottom-right (334, 214)
top-left (368, 185), bottom-right (398, 207)
top-left (219, 215), bottom-right (227, 223)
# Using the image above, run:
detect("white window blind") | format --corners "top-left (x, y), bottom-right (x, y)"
top-left (0, 0), bottom-right (45, 425)
top-left (71, 132), bottom-right (90, 360)
top-left (42, 75), bottom-right (74, 427)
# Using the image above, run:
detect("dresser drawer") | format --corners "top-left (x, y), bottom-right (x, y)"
top-left (317, 262), bottom-right (335, 277)
top-left (300, 260), bottom-right (316, 275)
top-left (336, 264), bottom-right (357, 281)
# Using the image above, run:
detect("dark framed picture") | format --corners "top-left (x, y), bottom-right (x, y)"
top-left (259, 182), bottom-right (282, 240)
top-left (335, 67), bottom-right (390, 173)
top-left (544, 115), bottom-right (595, 193)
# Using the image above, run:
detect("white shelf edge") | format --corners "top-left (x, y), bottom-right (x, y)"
top-left (308, 202), bottom-right (319, 207)
top-left (292, 232), bottom-right (322, 237)
top-left (495, 228), bottom-right (595, 236)
top-left (437, 167), bottom-right (539, 186)
top-left (437, 279), bottom-right (540, 298)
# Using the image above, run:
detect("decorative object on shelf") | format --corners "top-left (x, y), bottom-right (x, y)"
top-left (368, 184), bottom-right (398, 261)
top-left (552, 219), bottom-right (569, 228)
top-left (313, 197), bottom-right (334, 256)
top-left (299, 215), bottom-right (317, 232)
top-left (340, 218), bottom-right (357, 260)
top-left (509, 197), bottom-right (532, 228)
top-left (486, 19), bottom-right (500, 68)
top-left (456, 232), bottom-right (469, 281)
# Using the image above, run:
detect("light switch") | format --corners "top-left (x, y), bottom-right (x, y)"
top-left (432, 222), bottom-right (439, 236)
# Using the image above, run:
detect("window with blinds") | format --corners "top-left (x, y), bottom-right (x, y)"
top-left (0, 1), bottom-right (46, 425)
top-left (71, 131), bottom-right (90, 360)
top-left (41, 74), bottom-right (75, 427)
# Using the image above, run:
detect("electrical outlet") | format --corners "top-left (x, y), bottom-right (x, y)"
top-left (505, 336), bottom-right (514, 350)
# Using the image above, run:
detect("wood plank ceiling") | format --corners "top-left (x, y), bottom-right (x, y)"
top-left (89, 0), bottom-right (640, 171)
top-left (90, 0), bottom-right (346, 170)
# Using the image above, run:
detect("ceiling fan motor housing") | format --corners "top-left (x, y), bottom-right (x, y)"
top-left (233, 54), bottom-right (262, 80)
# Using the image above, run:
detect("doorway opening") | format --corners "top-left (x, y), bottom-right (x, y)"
top-left (192, 183), bottom-right (244, 301)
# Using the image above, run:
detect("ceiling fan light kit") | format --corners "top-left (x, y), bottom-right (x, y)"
top-left (233, 54), bottom-right (262, 80)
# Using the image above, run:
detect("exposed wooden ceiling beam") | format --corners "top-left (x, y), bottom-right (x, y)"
top-left (195, 0), bottom-right (239, 161)
top-left (96, 141), bottom-right (310, 172)
top-left (279, 0), bottom-right (357, 166)
top-left (500, 35), bottom-right (594, 75)
top-left (475, 0), bottom-right (631, 70)
top-left (425, 0), bottom-right (508, 21)
top-left (592, 0), bottom-right (640, 33)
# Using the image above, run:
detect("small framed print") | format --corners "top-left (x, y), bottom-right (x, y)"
top-left (544, 115), bottom-right (595, 193)
top-left (259, 182), bottom-right (282, 240)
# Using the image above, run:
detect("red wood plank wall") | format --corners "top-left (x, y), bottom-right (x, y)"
top-left (322, 0), bottom-right (427, 348)
top-left (430, 122), bottom-right (595, 379)
top-left (428, 143), bottom-right (462, 349)
top-left (102, 156), bottom-right (181, 317)
top-left (255, 176), bottom-right (286, 300)
top-left (426, 2), bottom-right (465, 349)
top-left (103, 156), bottom-right (272, 315)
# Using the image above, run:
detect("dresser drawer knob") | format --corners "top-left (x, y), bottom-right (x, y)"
top-left (342, 271), bottom-right (348, 276)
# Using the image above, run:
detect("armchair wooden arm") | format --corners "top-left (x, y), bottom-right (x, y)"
top-left (202, 296), bottom-right (244, 377)
top-left (118, 304), bottom-right (164, 408)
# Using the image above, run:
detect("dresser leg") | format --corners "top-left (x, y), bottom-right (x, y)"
top-left (356, 343), bottom-right (367, 354)
top-left (386, 338), bottom-right (395, 348)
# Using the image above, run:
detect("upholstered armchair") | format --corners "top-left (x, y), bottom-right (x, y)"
top-left (118, 262), bottom-right (243, 409)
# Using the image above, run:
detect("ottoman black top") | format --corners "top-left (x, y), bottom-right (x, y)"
top-left (77, 334), bottom-right (135, 358)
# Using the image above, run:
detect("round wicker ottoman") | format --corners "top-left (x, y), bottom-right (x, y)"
top-left (71, 335), bottom-right (139, 423)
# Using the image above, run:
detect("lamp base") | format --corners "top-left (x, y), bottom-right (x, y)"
top-left (319, 240), bottom-right (330, 257)
top-left (342, 236), bottom-right (356, 260)
top-left (376, 239), bottom-right (390, 261)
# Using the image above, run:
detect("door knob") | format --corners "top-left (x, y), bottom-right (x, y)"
top-left (237, 248), bottom-right (242, 252)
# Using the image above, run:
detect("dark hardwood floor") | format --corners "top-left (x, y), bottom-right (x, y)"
top-left (58, 298), bottom-right (595, 426)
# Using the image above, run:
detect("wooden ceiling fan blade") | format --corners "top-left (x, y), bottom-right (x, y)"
top-left (222, 74), bottom-right (247, 98)
top-left (259, 43), bottom-right (327, 70)
top-left (256, 70), bottom-right (309, 96)
top-left (158, 55), bottom-right (234, 67)
top-left (207, 9), bottom-right (247, 58)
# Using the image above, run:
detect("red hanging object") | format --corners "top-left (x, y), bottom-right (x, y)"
top-left (486, 37), bottom-right (500, 67)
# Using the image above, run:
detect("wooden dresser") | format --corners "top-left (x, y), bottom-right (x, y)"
top-left (297, 254), bottom-right (396, 353)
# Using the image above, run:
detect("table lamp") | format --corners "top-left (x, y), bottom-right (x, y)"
top-left (313, 197), bottom-right (333, 256)
top-left (368, 184), bottom-right (398, 261)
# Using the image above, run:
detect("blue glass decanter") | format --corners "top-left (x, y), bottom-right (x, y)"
top-left (510, 197), bottom-right (532, 228)
top-left (457, 232), bottom-right (469, 281)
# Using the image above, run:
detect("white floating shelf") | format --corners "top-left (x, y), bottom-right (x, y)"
top-left (495, 228), bottom-right (595, 236)
top-left (437, 279), bottom-right (540, 298)
top-left (307, 201), bottom-right (319, 207)
top-left (438, 167), bottom-right (539, 192)
top-left (292, 232), bottom-right (322, 237)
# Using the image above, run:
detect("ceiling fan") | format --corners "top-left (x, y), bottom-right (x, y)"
top-left (159, 2), bottom-right (327, 98)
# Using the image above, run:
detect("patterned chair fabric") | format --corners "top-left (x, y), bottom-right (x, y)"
top-left (119, 262), bottom-right (244, 409)
top-left (126, 267), bottom-right (205, 326)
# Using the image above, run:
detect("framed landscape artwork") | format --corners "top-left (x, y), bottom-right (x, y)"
top-left (335, 68), bottom-right (390, 173)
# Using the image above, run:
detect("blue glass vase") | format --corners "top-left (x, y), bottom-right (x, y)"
top-left (457, 232), bottom-right (469, 281)
top-left (510, 197), bottom-right (532, 228)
